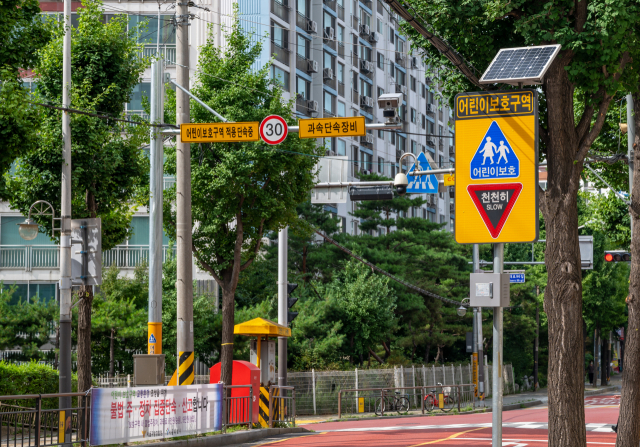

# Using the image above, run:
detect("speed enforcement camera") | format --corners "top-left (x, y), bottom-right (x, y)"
top-left (378, 92), bottom-right (403, 123)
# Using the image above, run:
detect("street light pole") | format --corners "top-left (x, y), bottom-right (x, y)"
top-left (278, 227), bottom-right (288, 387)
top-left (59, 0), bottom-right (73, 439)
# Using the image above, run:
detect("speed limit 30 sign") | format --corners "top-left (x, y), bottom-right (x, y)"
top-left (260, 115), bottom-right (288, 145)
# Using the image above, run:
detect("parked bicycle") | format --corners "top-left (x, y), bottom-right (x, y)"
top-left (424, 383), bottom-right (456, 412)
top-left (375, 391), bottom-right (410, 415)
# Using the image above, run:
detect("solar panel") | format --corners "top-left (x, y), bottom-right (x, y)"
top-left (479, 44), bottom-right (561, 85)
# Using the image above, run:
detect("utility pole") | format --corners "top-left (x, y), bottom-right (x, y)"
top-left (473, 244), bottom-right (484, 400)
top-left (59, 0), bottom-right (73, 441)
top-left (176, 0), bottom-right (194, 385)
top-left (534, 285), bottom-right (539, 389)
top-left (148, 58), bottom-right (164, 355)
top-left (492, 243), bottom-right (504, 447)
top-left (278, 227), bottom-right (288, 387)
top-left (628, 94), bottom-right (635, 234)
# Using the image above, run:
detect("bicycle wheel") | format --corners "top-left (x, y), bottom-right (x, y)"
top-left (374, 397), bottom-right (385, 416)
top-left (424, 394), bottom-right (435, 412)
top-left (396, 397), bottom-right (410, 414)
top-left (440, 395), bottom-right (455, 412)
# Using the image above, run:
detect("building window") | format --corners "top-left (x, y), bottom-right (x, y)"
top-left (410, 76), bottom-right (416, 91)
top-left (421, 83), bottom-right (426, 98)
top-left (324, 91), bottom-right (335, 114)
top-left (377, 87), bottom-right (384, 97)
top-left (377, 52), bottom-right (384, 69)
top-left (271, 21), bottom-right (288, 48)
top-left (360, 79), bottom-right (372, 98)
top-left (337, 62), bottom-right (344, 84)
top-left (395, 38), bottom-right (404, 53)
top-left (297, 0), bottom-right (309, 16)
top-left (411, 140), bottom-right (417, 154)
top-left (378, 129), bottom-right (384, 139)
top-left (271, 66), bottom-right (290, 91)
top-left (389, 60), bottom-right (395, 77)
top-left (127, 82), bottom-right (151, 111)
top-left (338, 101), bottom-right (346, 117)
top-left (359, 44), bottom-right (372, 62)
top-left (378, 157), bottom-right (385, 174)
top-left (395, 69), bottom-right (405, 85)
top-left (389, 131), bottom-right (395, 145)
top-left (325, 137), bottom-right (334, 152)
top-left (421, 114), bottom-right (426, 129)
top-left (337, 139), bottom-right (346, 155)
top-left (389, 25), bottom-right (394, 43)
top-left (297, 35), bottom-right (309, 58)
top-left (297, 76), bottom-right (310, 99)
top-left (338, 25), bottom-right (344, 44)
top-left (398, 135), bottom-right (406, 152)
top-left (324, 51), bottom-right (335, 71)
top-left (324, 11), bottom-right (335, 31)
top-left (410, 107), bottom-right (416, 123)
top-left (360, 9), bottom-right (371, 27)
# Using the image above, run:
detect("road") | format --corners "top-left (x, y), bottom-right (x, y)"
top-left (238, 395), bottom-right (620, 447)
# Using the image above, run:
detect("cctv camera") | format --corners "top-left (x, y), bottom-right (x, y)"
top-left (377, 92), bottom-right (403, 110)
top-left (394, 172), bottom-right (408, 196)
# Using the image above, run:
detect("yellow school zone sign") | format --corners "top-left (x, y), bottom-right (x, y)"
top-left (454, 90), bottom-right (539, 244)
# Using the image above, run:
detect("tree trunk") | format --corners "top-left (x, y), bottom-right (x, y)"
top-left (219, 273), bottom-right (236, 387)
top-left (424, 343), bottom-right (430, 364)
top-left (369, 348), bottom-right (384, 365)
top-left (617, 93), bottom-right (640, 447)
top-left (77, 285), bottom-right (94, 393)
top-left (382, 340), bottom-right (391, 360)
top-left (541, 58), bottom-right (587, 447)
top-left (54, 324), bottom-right (59, 370)
top-left (302, 245), bottom-right (307, 278)
top-left (109, 328), bottom-right (115, 377)
top-left (601, 337), bottom-right (609, 386)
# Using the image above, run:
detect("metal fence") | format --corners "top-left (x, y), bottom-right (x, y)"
top-left (0, 392), bottom-right (90, 447)
top-left (268, 386), bottom-right (295, 428)
top-left (288, 363), bottom-right (515, 415)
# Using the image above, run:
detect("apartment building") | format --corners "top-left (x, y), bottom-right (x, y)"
top-left (0, 0), bottom-right (454, 302)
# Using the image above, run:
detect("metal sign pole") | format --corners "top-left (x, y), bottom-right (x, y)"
top-left (492, 243), bottom-right (504, 447)
top-left (278, 227), bottom-right (288, 388)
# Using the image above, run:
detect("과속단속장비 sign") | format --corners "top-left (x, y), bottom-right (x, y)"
top-left (89, 383), bottom-right (222, 446)
top-left (298, 116), bottom-right (366, 139)
top-left (454, 90), bottom-right (538, 244)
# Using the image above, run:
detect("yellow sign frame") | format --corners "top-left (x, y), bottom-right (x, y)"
top-left (298, 116), bottom-right (366, 139)
top-left (180, 122), bottom-right (260, 143)
top-left (454, 90), bottom-right (539, 244)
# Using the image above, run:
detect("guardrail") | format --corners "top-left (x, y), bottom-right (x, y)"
top-left (337, 384), bottom-right (475, 418)
top-left (222, 385), bottom-right (254, 432)
top-left (268, 386), bottom-right (295, 428)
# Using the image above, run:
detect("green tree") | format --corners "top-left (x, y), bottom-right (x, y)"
top-left (0, 0), bottom-right (51, 198)
top-left (163, 16), bottom-right (321, 385)
top-left (399, 2), bottom-right (640, 442)
top-left (8, 0), bottom-right (150, 395)
top-left (350, 173), bottom-right (426, 234)
top-left (91, 265), bottom-right (148, 376)
top-left (0, 287), bottom-right (58, 360)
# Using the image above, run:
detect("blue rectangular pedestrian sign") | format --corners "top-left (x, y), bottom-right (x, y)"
top-left (509, 273), bottom-right (525, 283)
top-left (406, 152), bottom-right (438, 194)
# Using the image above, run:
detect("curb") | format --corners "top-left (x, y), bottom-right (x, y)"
top-left (584, 386), bottom-right (618, 396)
top-left (132, 428), bottom-right (309, 447)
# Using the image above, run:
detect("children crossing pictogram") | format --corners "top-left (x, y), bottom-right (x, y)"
top-left (406, 152), bottom-right (438, 194)
top-left (470, 121), bottom-right (519, 180)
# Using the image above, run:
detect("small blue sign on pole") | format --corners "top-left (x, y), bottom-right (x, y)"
top-left (406, 152), bottom-right (438, 194)
top-left (509, 273), bottom-right (525, 283)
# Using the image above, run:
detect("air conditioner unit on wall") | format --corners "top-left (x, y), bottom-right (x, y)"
top-left (360, 60), bottom-right (373, 73)
top-left (323, 68), bottom-right (334, 80)
top-left (359, 24), bottom-right (370, 36)
top-left (369, 32), bottom-right (379, 43)
top-left (411, 57), bottom-right (418, 68)
top-left (307, 100), bottom-right (318, 112)
top-left (308, 60), bottom-right (318, 73)
top-left (395, 84), bottom-right (407, 95)
top-left (426, 103), bottom-right (436, 114)
top-left (361, 134), bottom-right (374, 144)
top-left (307, 20), bottom-right (318, 34)
top-left (324, 27), bottom-right (335, 39)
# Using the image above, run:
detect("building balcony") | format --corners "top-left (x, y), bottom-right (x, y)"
top-left (351, 14), bottom-right (359, 29)
top-left (141, 44), bottom-right (176, 65)
top-left (0, 245), bottom-right (176, 271)
top-left (377, 0), bottom-right (383, 14)
top-left (338, 42), bottom-right (345, 58)
top-left (351, 89), bottom-right (360, 105)
top-left (270, 41), bottom-right (290, 66)
top-left (323, 0), bottom-right (336, 10)
top-left (351, 51), bottom-right (359, 67)
top-left (324, 74), bottom-right (337, 90)
top-left (271, 0), bottom-right (290, 23)
top-left (323, 109), bottom-right (335, 118)
top-left (324, 35), bottom-right (336, 51)
top-left (296, 12), bottom-right (310, 30)
top-left (337, 4), bottom-right (345, 20)
top-left (296, 95), bottom-right (310, 115)
top-left (338, 81), bottom-right (345, 97)
top-left (296, 54), bottom-right (316, 73)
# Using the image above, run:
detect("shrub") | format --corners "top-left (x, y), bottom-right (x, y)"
top-left (0, 361), bottom-right (78, 408)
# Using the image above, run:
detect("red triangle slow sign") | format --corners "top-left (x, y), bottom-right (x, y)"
top-left (467, 183), bottom-right (523, 239)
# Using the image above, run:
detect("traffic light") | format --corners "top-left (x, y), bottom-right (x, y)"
top-left (604, 251), bottom-right (631, 262)
top-left (287, 283), bottom-right (298, 324)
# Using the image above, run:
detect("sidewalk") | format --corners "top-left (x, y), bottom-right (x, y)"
top-left (296, 381), bottom-right (620, 425)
